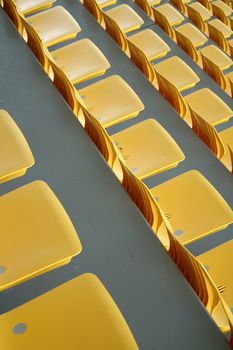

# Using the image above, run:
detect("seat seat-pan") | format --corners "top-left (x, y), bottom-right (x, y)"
top-left (27, 6), bottom-right (81, 46)
top-left (0, 181), bottom-right (82, 292)
top-left (128, 29), bottom-right (170, 61)
top-left (151, 170), bottom-right (233, 245)
top-left (200, 44), bottom-right (233, 70)
top-left (154, 56), bottom-right (200, 91)
top-left (208, 18), bottom-right (233, 38)
top-left (188, 2), bottom-right (212, 20)
top-left (51, 39), bottom-right (110, 84)
top-left (155, 4), bottom-right (185, 26)
top-left (0, 274), bottom-right (138, 349)
top-left (175, 22), bottom-right (208, 47)
top-left (212, 0), bottom-right (233, 16)
top-left (105, 4), bottom-right (144, 33)
top-left (185, 88), bottom-right (233, 126)
top-left (78, 75), bottom-right (144, 128)
top-left (111, 118), bottom-right (185, 179)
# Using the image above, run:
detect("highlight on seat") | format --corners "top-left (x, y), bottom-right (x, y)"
top-left (0, 274), bottom-right (139, 349)
top-left (0, 109), bottom-right (35, 184)
top-left (0, 180), bottom-right (82, 292)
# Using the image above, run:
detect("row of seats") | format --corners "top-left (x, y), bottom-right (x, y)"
top-left (0, 107), bottom-right (138, 348)
top-left (1, 0), bottom-right (233, 346)
top-left (82, 0), bottom-right (233, 172)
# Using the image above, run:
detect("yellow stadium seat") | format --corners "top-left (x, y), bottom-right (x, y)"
top-left (208, 19), bottom-right (233, 52)
top-left (0, 274), bottom-right (139, 349)
top-left (26, 6), bottom-right (81, 47)
top-left (185, 88), bottom-right (233, 126)
top-left (0, 109), bottom-right (35, 184)
top-left (154, 56), bottom-right (200, 92)
top-left (154, 56), bottom-right (200, 115)
top-left (165, 224), bottom-right (233, 336)
top-left (170, 0), bottom-right (191, 14)
top-left (111, 118), bottom-right (185, 180)
top-left (150, 170), bottom-right (233, 245)
top-left (102, 5), bottom-right (144, 51)
top-left (105, 4), bottom-right (144, 33)
top-left (198, 240), bottom-right (233, 314)
top-left (0, 181), bottom-right (82, 292)
top-left (191, 112), bottom-right (233, 170)
top-left (153, 3), bottom-right (185, 38)
top-left (50, 39), bottom-right (110, 84)
top-left (127, 38), bottom-right (157, 83)
top-left (212, 0), bottom-right (233, 25)
top-left (200, 44), bottom-right (233, 91)
top-left (128, 29), bottom-right (170, 61)
top-left (77, 75), bottom-right (145, 128)
top-left (174, 23), bottom-right (208, 62)
top-left (187, 2), bottom-right (212, 31)
top-left (135, 0), bottom-right (161, 16)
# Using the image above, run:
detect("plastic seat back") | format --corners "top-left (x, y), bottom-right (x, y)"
top-left (228, 144), bottom-right (233, 173)
top-left (208, 21), bottom-right (229, 52)
top-left (187, 4), bottom-right (206, 31)
top-left (212, 2), bottom-right (229, 25)
top-left (2, 0), bottom-right (23, 33)
top-left (191, 111), bottom-right (226, 159)
top-left (175, 28), bottom-right (199, 62)
top-left (170, 0), bottom-right (186, 14)
top-left (83, 0), bottom-right (103, 23)
top-left (153, 6), bottom-right (174, 38)
top-left (103, 12), bottom-right (128, 51)
top-left (135, 0), bottom-right (153, 16)
top-left (200, 52), bottom-right (227, 89)
top-left (197, 0), bottom-right (211, 10)
top-left (127, 39), bottom-right (156, 82)
top-left (81, 106), bottom-right (123, 179)
top-left (155, 71), bottom-right (187, 117)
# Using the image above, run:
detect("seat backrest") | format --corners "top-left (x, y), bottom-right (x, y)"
top-left (196, 0), bottom-right (211, 10)
top-left (229, 73), bottom-right (233, 98)
top-left (212, 2), bottom-right (228, 25)
top-left (175, 29), bottom-right (199, 62)
top-left (2, 0), bottom-right (23, 33)
top-left (127, 39), bottom-right (156, 82)
top-left (167, 226), bottom-right (233, 337)
top-left (228, 144), bottom-right (233, 174)
top-left (120, 160), bottom-right (172, 248)
top-left (191, 110), bottom-right (226, 159)
top-left (83, 0), bottom-right (103, 23)
top-left (135, 0), bottom-right (152, 16)
top-left (103, 12), bottom-right (128, 52)
top-left (49, 60), bottom-right (80, 117)
top-left (200, 52), bottom-right (227, 90)
top-left (208, 22), bottom-right (229, 52)
top-left (81, 106), bottom-right (123, 179)
top-left (152, 7), bottom-right (174, 38)
top-left (23, 20), bottom-right (51, 72)
top-left (187, 5), bottom-right (206, 31)
top-left (170, 0), bottom-right (186, 14)
top-left (155, 71), bottom-right (187, 117)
